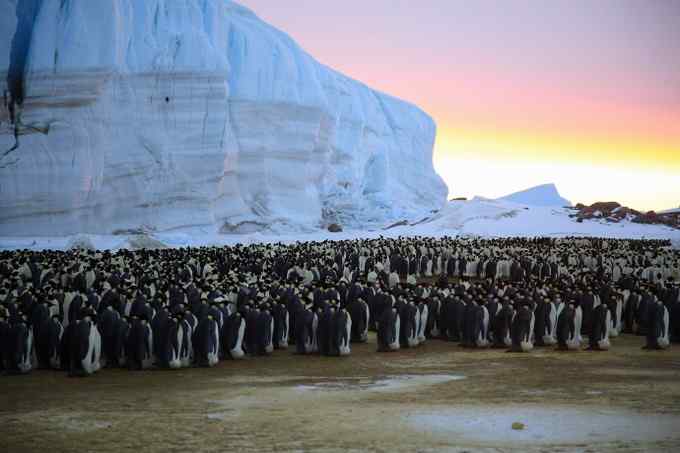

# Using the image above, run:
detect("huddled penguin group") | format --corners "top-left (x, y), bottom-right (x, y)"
top-left (1, 236), bottom-right (678, 376)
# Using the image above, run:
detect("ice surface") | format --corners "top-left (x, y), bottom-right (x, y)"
top-left (498, 183), bottom-right (572, 207)
top-left (406, 406), bottom-right (680, 446)
top-left (0, 0), bottom-right (447, 236)
top-left (295, 375), bottom-right (466, 393)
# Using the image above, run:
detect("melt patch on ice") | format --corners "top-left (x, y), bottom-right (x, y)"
top-left (296, 374), bottom-right (465, 393)
top-left (406, 406), bottom-right (680, 445)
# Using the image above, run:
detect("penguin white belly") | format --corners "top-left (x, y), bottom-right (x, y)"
top-left (389, 314), bottom-right (401, 351)
top-left (169, 328), bottom-right (183, 369)
top-left (280, 312), bottom-right (290, 348)
top-left (265, 320), bottom-right (274, 354)
top-left (81, 324), bottom-right (97, 375)
top-left (339, 317), bottom-right (352, 356)
top-left (658, 308), bottom-right (671, 349)
top-left (230, 320), bottom-right (246, 360)
top-left (409, 311), bottom-right (419, 348)
top-left (521, 313), bottom-right (535, 352)
top-left (361, 304), bottom-right (370, 342)
top-left (18, 328), bottom-right (34, 374)
top-left (92, 326), bottom-right (102, 372)
top-left (417, 306), bottom-right (428, 344)
top-left (207, 323), bottom-right (220, 367)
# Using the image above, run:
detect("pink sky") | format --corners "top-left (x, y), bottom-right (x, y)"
top-left (238, 0), bottom-right (680, 211)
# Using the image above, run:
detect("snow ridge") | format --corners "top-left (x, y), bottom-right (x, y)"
top-left (498, 183), bottom-right (572, 207)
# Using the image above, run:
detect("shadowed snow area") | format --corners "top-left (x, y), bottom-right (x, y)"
top-left (407, 406), bottom-right (680, 446)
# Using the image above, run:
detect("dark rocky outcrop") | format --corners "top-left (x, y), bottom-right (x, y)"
top-left (570, 202), bottom-right (680, 229)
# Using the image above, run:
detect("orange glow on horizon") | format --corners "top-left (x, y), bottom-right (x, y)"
top-left (434, 125), bottom-right (680, 172)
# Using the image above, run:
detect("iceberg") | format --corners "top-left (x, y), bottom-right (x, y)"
top-left (0, 0), bottom-right (447, 236)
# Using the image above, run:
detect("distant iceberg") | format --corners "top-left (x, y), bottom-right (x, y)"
top-left (498, 184), bottom-right (572, 207)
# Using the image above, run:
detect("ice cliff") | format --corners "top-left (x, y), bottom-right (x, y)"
top-left (0, 0), bottom-right (447, 236)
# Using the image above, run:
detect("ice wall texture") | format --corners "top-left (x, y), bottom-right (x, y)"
top-left (0, 0), bottom-right (447, 236)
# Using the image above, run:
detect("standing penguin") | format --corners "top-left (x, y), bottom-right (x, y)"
top-left (510, 303), bottom-right (534, 352)
top-left (416, 301), bottom-right (429, 345)
top-left (151, 307), bottom-right (170, 362)
top-left (156, 315), bottom-right (184, 369)
top-left (178, 313), bottom-right (193, 367)
top-left (317, 306), bottom-right (333, 356)
top-left (256, 305), bottom-right (274, 356)
top-left (125, 315), bottom-right (153, 370)
top-left (643, 300), bottom-right (670, 350)
top-left (580, 291), bottom-right (596, 336)
top-left (271, 302), bottom-right (289, 349)
top-left (556, 302), bottom-right (582, 351)
top-left (0, 309), bottom-right (10, 372)
top-left (377, 306), bottom-right (400, 352)
top-left (670, 297), bottom-right (680, 344)
top-left (295, 306), bottom-right (318, 355)
top-left (347, 298), bottom-right (369, 343)
top-left (485, 297), bottom-right (500, 340)
top-left (587, 303), bottom-right (611, 351)
top-left (461, 299), bottom-right (478, 348)
top-left (67, 309), bottom-right (102, 377)
top-left (608, 296), bottom-right (624, 338)
top-left (332, 308), bottom-right (352, 356)
top-left (447, 297), bottom-right (466, 342)
top-left (45, 315), bottom-right (64, 369)
top-left (623, 291), bottom-right (640, 334)
top-left (98, 306), bottom-right (120, 368)
top-left (399, 300), bottom-right (419, 348)
top-left (534, 299), bottom-right (557, 346)
top-left (223, 312), bottom-right (246, 360)
top-left (110, 316), bottom-right (130, 368)
top-left (425, 297), bottom-right (441, 339)
top-left (193, 314), bottom-right (220, 367)
top-left (6, 313), bottom-right (34, 374)
top-left (31, 300), bottom-right (53, 369)
top-left (492, 300), bottom-right (513, 348)
top-left (474, 301), bottom-right (490, 348)
top-left (243, 306), bottom-right (260, 356)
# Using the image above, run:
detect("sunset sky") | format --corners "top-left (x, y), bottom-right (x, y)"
top-left (239, 0), bottom-right (680, 211)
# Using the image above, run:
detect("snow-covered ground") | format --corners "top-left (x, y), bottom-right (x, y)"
top-left (1, 196), bottom-right (678, 251)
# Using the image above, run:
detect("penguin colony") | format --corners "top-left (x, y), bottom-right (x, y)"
top-left (1, 237), bottom-right (678, 376)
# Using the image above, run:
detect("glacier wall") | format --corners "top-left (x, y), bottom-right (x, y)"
top-left (0, 0), bottom-right (447, 236)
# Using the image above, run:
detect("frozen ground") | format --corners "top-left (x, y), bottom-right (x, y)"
top-left (2, 334), bottom-right (679, 452)
top-left (1, 196), bottom-right (678, 251)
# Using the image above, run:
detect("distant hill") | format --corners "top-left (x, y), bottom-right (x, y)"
top-left (497, 184), bottom-right (572, 207)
